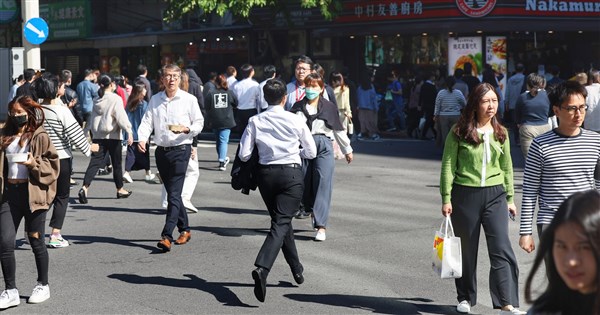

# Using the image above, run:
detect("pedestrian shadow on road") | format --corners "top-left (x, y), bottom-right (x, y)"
top-left (197, 206), bottom-right (265, 216)
top-left (70, 204), bottom-right (166, 216)
top-left (67, 235), bottom-right (160, 252)
top-left (190, 225), bottom-right (314, 238)
top-left (283, 294), bottom-right (458, 314)
top-left (108, 273), bottom-right (268, 308)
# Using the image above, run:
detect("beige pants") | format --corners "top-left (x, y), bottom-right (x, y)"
top-left (519, 123), bottom-right (552, 157)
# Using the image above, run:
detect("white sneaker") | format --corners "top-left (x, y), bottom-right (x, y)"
top-left (183, 199), bottom-right (199, 213)
top-left (315, 230), bottom-right (326, 241)
top-left (145, 173), bottom-right (156, 182)
top-left (48, 235), bottom-right (69, 248)
top-left (28, 283), bottom-right (49, 304)
top-left (457, 300), bottom-right (471, 313)
top-left (0, 289), bottom-right (20, 309)
top-left (223, 156), bottom-right (230, 168)
top-left (123, 172), bottom-right (133, 183)
top-left (499, 307), bottom-right (526, 315)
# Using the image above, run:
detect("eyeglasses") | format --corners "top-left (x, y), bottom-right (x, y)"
top-left (561, 104), bottom-right (588, 114)
top-left (295, 67), bottom-right (311, 73)
top-left (163, 74), bottom-right (180, 80)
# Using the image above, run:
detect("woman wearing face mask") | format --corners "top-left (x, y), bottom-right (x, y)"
top-left (78, 74), bottom-right (133, 204)
top-left (290, 73), bottom-right (354, 241)
top-left (0, 96), bottom-right (59, 308)
top-left (525, 189), bottom-right (599, 315)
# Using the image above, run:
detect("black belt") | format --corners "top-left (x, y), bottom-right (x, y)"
top-left (259, 163), bottom-right (301, 169)
top-left (157, 144), bottom-right (189, 151)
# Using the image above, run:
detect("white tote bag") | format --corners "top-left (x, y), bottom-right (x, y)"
top-left (432, 216), bottom-right (463, 279)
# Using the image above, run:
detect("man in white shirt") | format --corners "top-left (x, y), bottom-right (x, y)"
top-left (256, 65), bottom-right (276, 112)
top-left (232, 64), bottom-right (260, 134)
top-left (226, 65), bottom-right (237, 88)
top-left (239, 79), bottom-right (316, 303)
top-left (137, 64), bottom-right (204, 253)
top-left (286, 55), bottom-right (314, 110)
top-left (584, 70), bottom-right (600, 132)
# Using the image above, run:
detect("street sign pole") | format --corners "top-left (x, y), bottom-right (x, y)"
top-left (21, 0), bottom-right (40, 70)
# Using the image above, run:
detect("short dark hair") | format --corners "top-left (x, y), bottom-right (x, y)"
top-left (84, 69), bottom-right (95, 77)
top-left (515, 63), bottom-right (525, 72)
top-left (23, 68), bottom-right (36, 81)
top-left (263, 78), bottom-right (287, 105)
top-left (59, 70), bottom-right (72, 83)
top-left (239, 64), bottom-right (254, 79)
top-left (548, 80), bottom-right (587, 108)
top-left (33, 72), bottom-right (59, 99)
top-left (453, 68), bottom-right (464, 79)
top-left (294, 55), bottom-right (313, 68)
top-left (263, 65), bottom-right (276, 78)
top-left (208, 71), bottom-right (218, 81)
top-left (136, 64), bottom-right (148, 76)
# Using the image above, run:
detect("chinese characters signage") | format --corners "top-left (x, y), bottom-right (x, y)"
top-left (486, 36), bottom-right (507, 97)
top-left (40, 0), bottom-right (90, 40)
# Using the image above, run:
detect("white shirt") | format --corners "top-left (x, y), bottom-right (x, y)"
top-left (585, 83), bottom-right (600, 131)
top-left (7, 83), bottom-right (19, 103)
top-left (239, 105), bottom-right (317, 165)
top-left (297, 104), bottom-right (353, 155)
top-left (232, 78), bottom-right (259, 110)
top-left (227, 76), bottom-right (237, 89)
top-left (256, 78), bottom-right (273, 112)
top-left (137, 89), bottom-right (204, 147)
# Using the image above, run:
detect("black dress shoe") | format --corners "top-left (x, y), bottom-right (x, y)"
top-left (78, 188), bottom-right (87, 204)
top-left (252, 267), bottom-right (268, 302)
top-left (117, 190), bottom-right (133, 199)
top-left (293, 272), bottom-right (304, 285)
top-left (295, 210), bottom-right (312, 219)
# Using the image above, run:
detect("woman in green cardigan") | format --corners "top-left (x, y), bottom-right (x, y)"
top-left (440, 83), bottom-right (525, 315)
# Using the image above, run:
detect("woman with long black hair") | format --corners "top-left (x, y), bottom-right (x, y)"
top-left (440, 83), bottom-right (524, 315)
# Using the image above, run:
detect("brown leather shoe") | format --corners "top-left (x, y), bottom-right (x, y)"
top-left (174, 231), bottom-right (191, 245)
top-left (157, 237), bottom-right (171, 252)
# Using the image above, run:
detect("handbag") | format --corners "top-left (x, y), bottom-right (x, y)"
top-left (432, 216), bottom-right (462, 279)
top-left (384, 90), bottom-right (393, 101)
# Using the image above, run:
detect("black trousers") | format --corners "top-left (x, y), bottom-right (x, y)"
top-left (254, 165), bottom-right (303, 274)
top-left (451, 184), bottom-right (520, 309)
top-left (155, 144), bottom-right (191, 241)
top-left (0, 184), bottom-right (49, 289)
top-left (83, 139), bottom-right (124, 189)
top-left (50, 158), bottom-right (71, 230)
top-left (235, 109), bottom-right (257, 135)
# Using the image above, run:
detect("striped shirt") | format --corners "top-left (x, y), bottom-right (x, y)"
top-left (42, 104), bottom-right (90, 159)
top-left (520, 128), bottom-right (600, 235)
top-left (434, 89), bottom-right (466, 116)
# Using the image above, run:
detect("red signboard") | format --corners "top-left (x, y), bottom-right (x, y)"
top-left (335, 0), bottom-right (600, 23)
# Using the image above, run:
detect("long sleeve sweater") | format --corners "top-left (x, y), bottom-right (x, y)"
top-left (520, 129), bottom-right (600, 235)
top-left (440, 127), bottom-right (514, 204)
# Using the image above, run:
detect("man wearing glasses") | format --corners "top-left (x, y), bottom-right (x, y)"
top-left (286, 55), bottom-right (314, 111)
top-left (519, 81), bottom-right (600, 255)
top-left (137, 64), bottom-right (204, 253)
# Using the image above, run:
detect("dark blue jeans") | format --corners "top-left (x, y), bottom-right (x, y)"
top-left (155, 144), bottom-right (191, 241)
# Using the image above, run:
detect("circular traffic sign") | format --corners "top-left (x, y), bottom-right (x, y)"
top-left (24, 17), bottom-right (49, 45)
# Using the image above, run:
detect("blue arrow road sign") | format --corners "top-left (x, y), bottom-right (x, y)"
top-left (24, 17), bottom-right (49, 45)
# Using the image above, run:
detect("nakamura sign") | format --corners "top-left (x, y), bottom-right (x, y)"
top-left (334, 0), bottom-right (599, 24)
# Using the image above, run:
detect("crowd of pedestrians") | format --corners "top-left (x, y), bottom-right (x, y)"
top-left (0, 58), bottom-right (598, 314)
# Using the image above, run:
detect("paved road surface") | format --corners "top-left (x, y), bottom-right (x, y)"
top-left (6, 136), bottom-right (537, 314)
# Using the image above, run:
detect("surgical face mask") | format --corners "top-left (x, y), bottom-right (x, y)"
top-left (11, 114), bottom-right (27, 127)
top-left (305, 88), bottom-right (321, 100)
